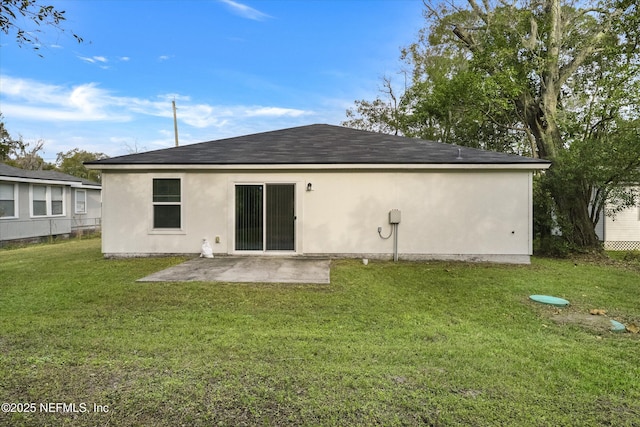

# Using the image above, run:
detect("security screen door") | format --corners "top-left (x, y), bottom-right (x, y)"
top-left (235, 184), bottom-right (295, 251)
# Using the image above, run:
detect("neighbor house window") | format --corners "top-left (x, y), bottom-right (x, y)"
top-left (0, 183), bottom-right (17, 218)
top-left (51, 186), bottom-right (63, 215)
top-left (32, 185), bottom-right (48, 216)
top-left (31, 185), bottom-right (65, 217)
top-left (75, 189), bottom-right (87, 214)
top-left (153, 178), bottom-right (181, 228)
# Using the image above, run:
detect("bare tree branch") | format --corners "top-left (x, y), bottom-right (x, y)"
top-left (467, 0), bottom-right (488, 23)
top-left (557, 8), bottom-right (623, 89)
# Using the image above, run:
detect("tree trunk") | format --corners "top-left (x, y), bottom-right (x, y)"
top-left (545, 166), bottom-right (602, 250)
top-left (518, 92), bottom-right (601, 250)
top-left (519, 0), bottom-right (601, 251)
top-left (554, 194), bottom-right (601, 249)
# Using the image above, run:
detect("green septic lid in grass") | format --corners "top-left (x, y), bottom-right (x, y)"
top-left (529, 295), bottom-right (570, 307)
top-left (610, 320), bottom-right (626, 333)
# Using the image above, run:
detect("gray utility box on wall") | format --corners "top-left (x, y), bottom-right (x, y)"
top-left (389, 209), bottom-right (401, 224)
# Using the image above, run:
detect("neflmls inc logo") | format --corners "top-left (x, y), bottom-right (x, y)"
top-left (40, 402), bottom-right (89, 413)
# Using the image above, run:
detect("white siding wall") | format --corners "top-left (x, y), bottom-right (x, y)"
top-left (0, 182), bottom-right (72, 241)
top-left (71, 188), bottom-right (102, 231)
top-left (604, 189), bottom-right (640, 250)
top-left (101, 169), bottom-right (533, 262)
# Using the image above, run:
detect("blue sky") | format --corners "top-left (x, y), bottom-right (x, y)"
top-left (0, 0), bottom-right (426, 162)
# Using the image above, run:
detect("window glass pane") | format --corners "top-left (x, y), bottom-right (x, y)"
top-left (51, 186), bottom-right (63, 201)
top-left (153, 205), bottom-right (181, 228)
top-left (52, 201), bottom-right (63, 215)
top-left (153, 179), bottom-right (180, 203)
top-left (0, 184), bottom-right (15, 216)
top-left (76, 190), bottom-right (86, 213)
top-left (33, 185), bottom-right (46, 201)
top-left (33, 200), bottom-right (47, 216)
top-left (0, 183), bottom-right (14, 200)
top-left (0, 200), bottom-right (14, 217)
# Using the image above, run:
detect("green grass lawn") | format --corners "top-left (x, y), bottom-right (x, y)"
top-left (1, 238), bottom-right (639, 426)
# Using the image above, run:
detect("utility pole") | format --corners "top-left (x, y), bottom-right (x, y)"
top-left (172, 99), bottom-right (179, 147)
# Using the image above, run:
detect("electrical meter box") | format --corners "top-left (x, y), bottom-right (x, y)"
top-left (389, 209), bottom-right (401, 224)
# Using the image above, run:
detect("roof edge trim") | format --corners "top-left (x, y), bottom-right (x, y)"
top-left (86, 163), bottom-right (550, 171)
top-left (0, 176), bottom-right (92, 186)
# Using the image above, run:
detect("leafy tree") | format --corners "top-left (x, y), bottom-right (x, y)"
top-left (0, 0), bottom-right (83, 53)
top-left (0, 115), bottom-right (17, 160)
top-left (344, 0), bottom-right (640, 251)
top-left (56, 149), bottom-right (107, 183)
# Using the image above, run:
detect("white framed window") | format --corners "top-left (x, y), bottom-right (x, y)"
top-left (152, 178), bottom-right (181, 229)
top-left (51, 186), bottom-right (63, 215)
top-left (32, 185), bottom-right (47, 216)
top-left (0, 182), bottom-right (18, 218)
top-left (75, 189), bottom-right (87, 214)
top-left (30, 185), bottom-right (65, 217)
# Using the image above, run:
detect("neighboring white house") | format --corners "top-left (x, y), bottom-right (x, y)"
top-left (598, 187), bottom-right (640, 250)
top-left (0, 162), bottom-right (102, 246)
top-left (86, 124), bottom-right (550, 263)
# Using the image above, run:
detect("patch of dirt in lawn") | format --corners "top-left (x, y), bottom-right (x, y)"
top-left (550, 312), bottom-right (615, 334)
top-left (528, 300), bottom-right (638, 336)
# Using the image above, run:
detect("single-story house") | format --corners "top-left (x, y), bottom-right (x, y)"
top-left (86, 124), bottom-right (550, 263)
top-left (597, 187), bottom-right (640, 250)
top-left (0, 162), bottom-right (102, 246)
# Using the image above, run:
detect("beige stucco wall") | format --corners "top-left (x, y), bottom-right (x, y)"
top-left (101, 168), bottom-right (533, 262)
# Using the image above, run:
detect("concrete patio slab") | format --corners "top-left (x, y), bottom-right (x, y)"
top-left (137, 256), bottom-right (331, 284)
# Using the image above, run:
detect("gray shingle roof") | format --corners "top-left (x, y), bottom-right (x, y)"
top-left (86, 124), bottom-right (550, 166)
top-left (0, 162), bottom-right (100, 186)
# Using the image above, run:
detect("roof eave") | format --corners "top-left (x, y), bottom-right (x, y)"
top-left (0, 175), bottom-right (101, 188)
top-left (86, 162), bottom-right (551, 171)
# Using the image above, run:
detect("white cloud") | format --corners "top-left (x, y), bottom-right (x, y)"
top-left (159, 93), bottom-right (191, 102)
top-left (219, 0), bottom-right (271, 21)
top-left (0, 75), bottom-right (314, 128)
top-left (245, 106), bottom-right (309, 117)
top-left (119, 56), bottom-right (130, 62)
top-left (0, 76), bottom-right (128, 121)
top-left (78, 55), bottom-right (109, 64)
top-left (158, 55), bottom-right (171, 61)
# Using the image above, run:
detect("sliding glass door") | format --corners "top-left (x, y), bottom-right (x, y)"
top-left (235, 184), bottom-right (295, 251)
top-left (235, 185), bottom-right (264, 250)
